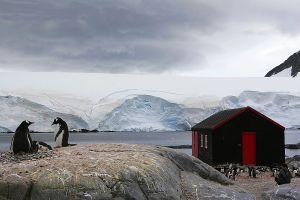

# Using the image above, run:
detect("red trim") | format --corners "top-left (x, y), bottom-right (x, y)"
top-left (192, 131), bottom-right (195, 156)
top-left (192, 131), bottom-right (199, 157)
top-left (212, 106), bottom-right (285, 131)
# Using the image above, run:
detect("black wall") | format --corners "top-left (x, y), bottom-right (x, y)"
top-left (196, 130), bottom-right (213, 164)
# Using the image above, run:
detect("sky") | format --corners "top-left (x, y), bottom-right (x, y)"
top-left (0, 0), bottom-right (300, 76)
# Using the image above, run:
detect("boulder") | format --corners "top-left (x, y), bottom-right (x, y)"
top-left (286, 155), bottom-right (300, 169)
top-left (262, 184), bottom-right (300, 200)
top-left (0, 144), bottom-right (255, 199)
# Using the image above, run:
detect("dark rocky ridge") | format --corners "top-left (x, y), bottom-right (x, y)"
top-left (0, 144), bottom-right (255, 200)
top-left (285, 142), bottom-right (300, 149)
top-left (265, 51), bottom-right (300, 77)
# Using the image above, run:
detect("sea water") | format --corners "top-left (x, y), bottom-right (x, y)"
top-left (1, 130), bottom-right (299, 157)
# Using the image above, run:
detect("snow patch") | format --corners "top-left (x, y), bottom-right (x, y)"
top-left (98, 91), bottom-right (300, 131)
top-left (272, 67), bottom-right (292, 77)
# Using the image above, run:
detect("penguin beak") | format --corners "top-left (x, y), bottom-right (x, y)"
top-left (51, 122), bottom-right (54, 125)
top-left (30, 121), bottom-right (34, 125)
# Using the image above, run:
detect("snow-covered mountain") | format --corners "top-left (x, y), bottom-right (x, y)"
top-left (0, 96), bottom-right (89, 132)
top-left (0, 126), bottom-right (11, 133)
top-left (265, 51), bottom-right (300, 77)
top-left (98, 95), bottom-right (190, 131)
top-left (0, 89), bottom-right (186, 130)
top-left (220, 91), bottom-right (300, 129)
top-left (1, 91), bottom-right (300, 132)
top-left (98, 91), bottom-right (300, 131)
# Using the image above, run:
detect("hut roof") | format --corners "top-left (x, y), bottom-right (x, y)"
top-left (192, 106), bottom-right (284, 130)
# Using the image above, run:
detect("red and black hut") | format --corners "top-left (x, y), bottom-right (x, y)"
top-left (191, 106), bottom-right (285, 166)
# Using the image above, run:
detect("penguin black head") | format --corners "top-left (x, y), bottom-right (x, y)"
top-left (20, 120), bottom-right (34, 127)
top-left (52, 117), bottom-right (64, 125)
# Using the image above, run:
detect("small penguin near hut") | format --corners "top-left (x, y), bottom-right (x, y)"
top-left (10, 120), bottom-right (52, 154)
top-left (52, 117), bottom-right (76, 147)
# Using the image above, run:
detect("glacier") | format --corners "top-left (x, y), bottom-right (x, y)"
top-left (98, 95), bottom-right (190, 131)
top-left (220, 91), bottom-right (300, 129)
top-left (1, 91), bottom-right (300, 132)
top-left (0, 96), bottom-right (89, 132)
top-left (98, 91), bottom-right (300, 131)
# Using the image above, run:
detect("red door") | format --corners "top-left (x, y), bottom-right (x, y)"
top-left (242, 132), bottom-right (256, 165)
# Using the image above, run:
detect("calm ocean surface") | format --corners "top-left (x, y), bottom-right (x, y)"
top-left (1, 130), bottom-right (300, 157)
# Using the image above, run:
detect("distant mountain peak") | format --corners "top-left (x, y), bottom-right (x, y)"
top-left (265, 51), bottom-right (300, 77)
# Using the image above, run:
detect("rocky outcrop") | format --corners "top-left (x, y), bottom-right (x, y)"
top-left (286, 155), bottom-right (300, 168)
top-left (262, 184), bottom-right (300, 200)
top-left (265, 51), bottom-right (300, 77)
top-left (0, 144), bottom-right (255, 200)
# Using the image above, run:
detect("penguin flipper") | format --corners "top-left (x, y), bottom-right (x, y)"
top-left (55, 128), bottom-right (63, 141)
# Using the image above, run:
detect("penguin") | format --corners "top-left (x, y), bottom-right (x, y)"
top-left (10, 120), bottom-right (33, 154)
top-left (10, 121), bottom-right (52, 154)
top-left (52, 117), bottom-right (76, 147)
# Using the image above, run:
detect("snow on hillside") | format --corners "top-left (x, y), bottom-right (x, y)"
top-left (180, 96), bottom-right (221, 108)
top-left (0, 91), bottom-right (94, 124)
top-left (183, 107), bottom-right (222, 127)
top-left (0, 89), bottom-right (186, 130)
top-left (183, 91), bottom-right (300, 129)
top-left (220, 91), bottom-right (300, 129)
top-left (98, 95), bottom-right (190, 131)
top-left (98, 91), bottom-right (300, 131)
top-left (0, 126), bottom-right (11, 133)
top-left (0, 96), bottom-right (89, 132)
top-left (89, 89), bottom-right (185, 129)
top-left (1, 91), bottom-right (300, 132)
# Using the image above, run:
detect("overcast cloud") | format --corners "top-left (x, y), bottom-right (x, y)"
top-left (0, 0), bottom-right (300, 76)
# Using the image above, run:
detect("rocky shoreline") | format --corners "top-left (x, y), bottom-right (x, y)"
top-left (0, 144), bottom-right (256, 200)
top-left (1, 144), bottom-right (300, 200)
top-left (286, 143), bottom-right (300, 149)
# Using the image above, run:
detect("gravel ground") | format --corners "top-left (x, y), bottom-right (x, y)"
top-left (235, 171), bottom-right (300, 200)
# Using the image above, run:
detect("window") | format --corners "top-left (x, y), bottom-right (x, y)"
top-left (200, 134), bottom-right (203, 148)
top-left (204, 135), bottom-right (208, 149)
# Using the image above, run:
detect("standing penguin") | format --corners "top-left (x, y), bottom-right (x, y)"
top-left (11, 120), bottom-right (33, 154)
top-left (52, 117), bottom-right (75, 147)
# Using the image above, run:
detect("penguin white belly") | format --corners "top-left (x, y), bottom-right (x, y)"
top-left (26, 134), bottom-right (31, 150)
top-left (55, 130), bottom-right (64, 147)
top-left (53, 124), bottom-right (63, 147)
